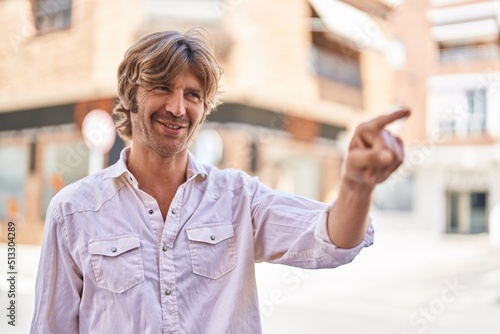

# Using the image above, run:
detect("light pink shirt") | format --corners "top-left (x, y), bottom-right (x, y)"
top-left (31, 148), bottom-right (373, 334)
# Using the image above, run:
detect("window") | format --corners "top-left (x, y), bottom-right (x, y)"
top-left (447, 192), bottom-right (459, 233)
top-left (466, 89), bottom-right (486, 134)
top-left (40, 140), bottom-right (88, 218)
top-left (438, 89), bottom-right (487, 136)
top-left (0, 145), bottom-right (29, 221)
top-left (190, 129), bottom-right (224, 166)
top-left (311, 45), bottom-right (362, 87)
top-left (446, 191), bottom-right (488, 234)
top-left (271, 156), bottom-right (322, 201)
top-left (470, 192), bottom-right (487, 233)
top-left (34, 0), bottom-right (72, 33)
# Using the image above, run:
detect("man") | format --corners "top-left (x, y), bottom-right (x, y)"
top-left (31, 30), bottom-right (409, 333)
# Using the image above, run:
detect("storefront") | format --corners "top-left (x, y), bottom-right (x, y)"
top-left (0, 99), bottom-right (122, 243)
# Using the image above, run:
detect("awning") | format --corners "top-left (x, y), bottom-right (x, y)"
top-left (309, 0), bottom-right (388, 51)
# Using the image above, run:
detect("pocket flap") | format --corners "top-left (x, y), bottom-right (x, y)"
top-left (89, 235), bottom-right (141, 257)
top-left (186, 223), bottom-right (234, 245)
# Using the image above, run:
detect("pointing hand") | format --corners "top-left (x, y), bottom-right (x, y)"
top-left (343, 109), bottom-right (411, 189)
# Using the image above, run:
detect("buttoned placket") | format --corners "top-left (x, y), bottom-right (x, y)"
top-left (157, 178), bottom-right (192, 334)
top-left (124, 167), bottom-right (202, 333)
top-left (123, 170), bottom-right (180, 332)
top-left (127, 173), bottom-right (137, 187)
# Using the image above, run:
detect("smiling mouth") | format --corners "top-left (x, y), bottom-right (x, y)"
top-left (157, 120), bottom-right (185, 130)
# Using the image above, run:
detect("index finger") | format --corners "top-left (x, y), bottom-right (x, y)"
top-left (370, 109), bottom-right (411, 130)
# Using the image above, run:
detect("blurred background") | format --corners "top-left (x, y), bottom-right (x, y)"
top-left (0, 0), bottom-right (499, 333)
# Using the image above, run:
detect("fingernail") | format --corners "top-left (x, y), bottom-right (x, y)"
top-left (390, 106), bottom-right (411, 116)
top-left (390, 105), bottom-right (406, 112)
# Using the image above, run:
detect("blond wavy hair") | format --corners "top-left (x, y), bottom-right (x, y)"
top-left (112, 29), bottom-right (223, 141)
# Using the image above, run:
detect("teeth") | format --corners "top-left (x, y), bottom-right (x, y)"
top-left (159, 121), bottom-right (181, 130)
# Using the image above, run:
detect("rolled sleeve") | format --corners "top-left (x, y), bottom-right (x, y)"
top-left (250, 177), bottom-right (373, 269)
top-left (314, 214), bottom-right (374, 266)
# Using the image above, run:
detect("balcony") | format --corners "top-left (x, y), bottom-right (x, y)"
top-left (429, 1), bottom-right (500, 66)
top-left (439, 113), bottom-right (486, 137)
top-left (439, 43), bottom-right (500, 62)
top-left (311, 45), bottom-right (361, 88)
top-left (310, 44), bottom-right (363, 108)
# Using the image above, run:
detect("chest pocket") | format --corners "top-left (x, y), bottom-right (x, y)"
top-left (186, 223), bottom-right (236, 279)
top-left (88, 234), bottom-right (144, 293)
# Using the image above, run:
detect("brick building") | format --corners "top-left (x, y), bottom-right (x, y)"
top-left (0, 0), bottom-right (402, 243)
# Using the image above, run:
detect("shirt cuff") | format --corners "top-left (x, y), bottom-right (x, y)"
top-left (314, 212), bottom-right (374, 264)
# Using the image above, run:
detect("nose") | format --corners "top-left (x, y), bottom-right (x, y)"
top-left (166, 91), bottom-right (185, 117)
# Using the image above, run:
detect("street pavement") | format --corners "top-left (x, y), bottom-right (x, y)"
top-left (0, 243), bottom-right (39, 334)
top-left (1, 213), bottom-right (499, 333)
top-left (256, 213), bottom-right (500, 334)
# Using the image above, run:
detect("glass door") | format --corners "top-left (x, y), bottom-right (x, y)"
top-left (470, 192), bottom-right (487, 233)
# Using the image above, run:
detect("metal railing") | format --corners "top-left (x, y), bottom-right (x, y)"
top-left (311, 46), bottom-right (362, 88)
top-left (439, 44), bottom-right (500, 62)
top-left (438, 113), bottom-right (487, 136)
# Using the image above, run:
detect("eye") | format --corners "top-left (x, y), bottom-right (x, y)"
top-left (187, 91), bottom-right (203, 102)
top-left (153, 86), bottom-right (170, 93)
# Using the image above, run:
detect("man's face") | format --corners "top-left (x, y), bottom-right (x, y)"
top-left (129, 70), bottom-right (206, 158)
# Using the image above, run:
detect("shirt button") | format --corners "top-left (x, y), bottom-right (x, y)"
top-left (165, 289), bottom-right (172, 296)
top-left (111, 247), bottom-right (117, 253)
top-left (210, 235), bottom-right (216, 241)
top-left (171, 208), bottom-right (177, 215)
top-left (162, 246), bottom-right (168, 252)
top-left (149, 209), bottom-right (154, 214)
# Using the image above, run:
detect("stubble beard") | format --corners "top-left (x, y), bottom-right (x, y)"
top-left (130, 95), bottom-right (205, 158)
top-left (137, 110), bottom-right (203, 159)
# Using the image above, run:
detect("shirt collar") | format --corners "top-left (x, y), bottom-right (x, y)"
top-left (186, 151), bottom-right (208, 180)
top-left (102, 147), bottom-right (208, 181)
top-left (102, 147), bottom-right (131, 180)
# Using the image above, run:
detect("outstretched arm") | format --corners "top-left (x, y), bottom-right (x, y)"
top-left (327, 109), bottom-right (411, 248)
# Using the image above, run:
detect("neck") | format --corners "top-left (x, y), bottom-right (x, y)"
top-left (126, 145), bottom-right (188, 193)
